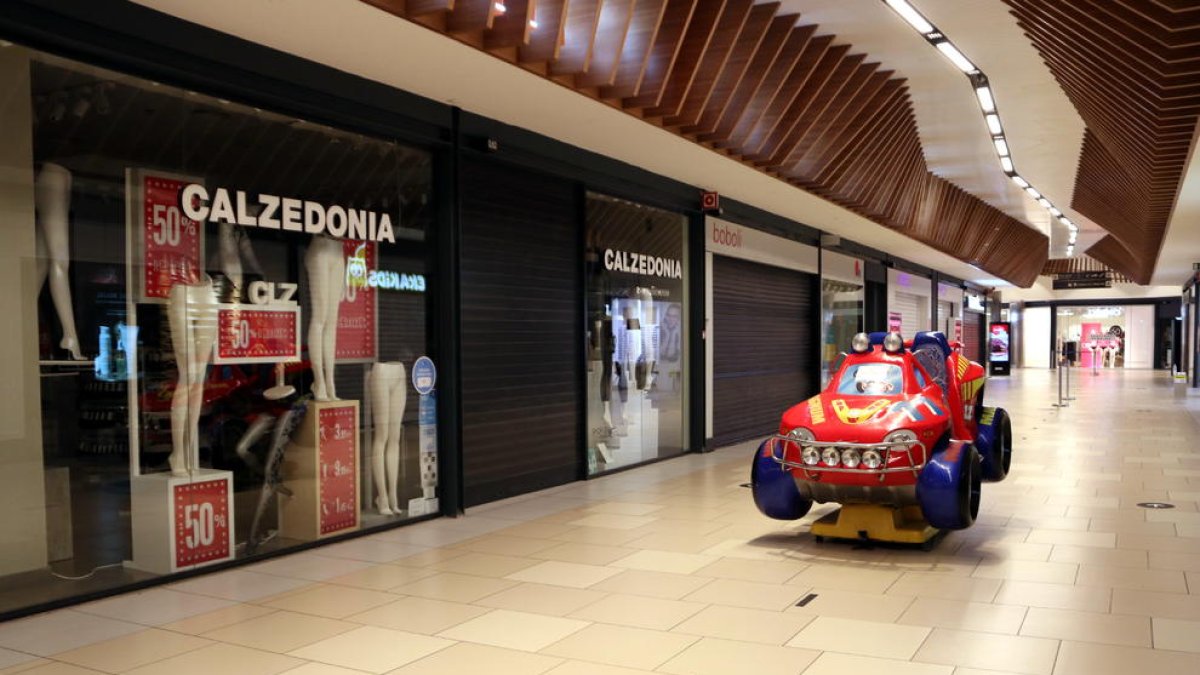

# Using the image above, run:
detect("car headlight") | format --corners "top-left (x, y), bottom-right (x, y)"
top-left (802, 447), bottom-right (821, 466)
top-left (821, 447), bottom-right (840, 467)
top-left (851, 332), bottom-right (871, 353)
top-left (841, 448), bottom-right (862, 468)
top-left (884, 429), bottom-right (918, 454)
top-left (862, 449), bottom-right (884, 469)
top-left (788, 427), bottom-right (815, 443)
top-left (883, 332), bottom-right (904, 353)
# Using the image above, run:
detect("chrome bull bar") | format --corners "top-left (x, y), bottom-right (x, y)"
top-left (767, 434), bottom-right (927, 481)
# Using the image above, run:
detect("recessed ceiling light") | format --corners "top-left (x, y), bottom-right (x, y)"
top-left (976, 86), bottom-right (996, 114)
top-left (1025, 186), bottom-right (1041, 199)
top-left (1000, 157), bottom-right (1014, 172)
top-left (1049, 207), bottom-right (1062, 217)
top-left (885, 0), bottom-right (935, 34)
top-left (985, 114), bottom-right (1002, 135)
top-left (936, 41), bottom-right (977, 73)
top-left (493, 2), bottom-right (507, 13)
top-left (1037, 198), bottom-right (1051, 208)
top-left (994, 138), bottom-right (1009, 156)
top-left (1012, 175), bottom-right (1029, 188)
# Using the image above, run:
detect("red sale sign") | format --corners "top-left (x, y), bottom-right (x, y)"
top-left (215, 305), bottom-right (301, 364)
top-left (318, 405), bottom-right (358, 535)
top-left (137, 171), bottom-right (204, 302)
top-left (173, 479), bottom-right (231, 568)
top-left (337, 240), bottom-right (377, 362)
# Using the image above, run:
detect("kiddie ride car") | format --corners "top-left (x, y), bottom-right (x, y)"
top-left (751, 331), bottom-right (1013, 547)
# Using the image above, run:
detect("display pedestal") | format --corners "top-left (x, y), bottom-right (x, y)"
top-left (279, 400), bottom-right (360, 541)
top-left (811, 504), bottom-right (939, 547)
top-left (129, 469), bottom-right (234, 574)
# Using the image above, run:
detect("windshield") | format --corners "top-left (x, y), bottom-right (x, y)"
top-left (837, 363), bottom-right (904, 396)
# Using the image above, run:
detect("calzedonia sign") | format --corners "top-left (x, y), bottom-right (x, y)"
top-left (603, 248), bottom-right (683, 280)
top-left (180, 184), bottom-right (397, 244)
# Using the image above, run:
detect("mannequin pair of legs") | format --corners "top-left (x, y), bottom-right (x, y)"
top-left (370, 362), bottom-right (407, 515)
top-left (35, 163), bottom-right (83, 360)
top-left (305, 237), bottom-right (345, 401)
top-left (167, 280), bottom-right (218, 476)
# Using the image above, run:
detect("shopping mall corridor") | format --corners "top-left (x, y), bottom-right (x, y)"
top-left (1, 369), bottom-right (1198, 675)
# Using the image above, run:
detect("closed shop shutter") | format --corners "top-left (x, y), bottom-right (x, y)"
top-left (712, 255), bottom-right (817, 447)
top-left (963, 313), bottom-right (983, 362)
top-left (938, 300), bottom-right (954, 335)
top-left (459, 159), bottom-right (580, 507)
top-left (893, 291), bottom-right (924, 338)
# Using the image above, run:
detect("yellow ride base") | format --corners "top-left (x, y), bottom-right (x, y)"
top-left (810, 504), bottom-right (939, 545)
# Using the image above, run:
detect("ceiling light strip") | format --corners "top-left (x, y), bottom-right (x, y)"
top-left (882, 0), bottom-right (1077, 255)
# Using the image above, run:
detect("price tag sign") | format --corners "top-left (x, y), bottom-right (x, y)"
top-left (130, 169), bottom-right (205, 303)
top-left (173, 479), bottom-right (231, 568)
top-left (318, 405), bottom-right (358, 535)
top-left (214, 305), bottom-right (301, 364)
top-left (336, 240), bottom-right (377, 362)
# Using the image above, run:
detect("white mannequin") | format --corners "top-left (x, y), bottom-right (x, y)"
top-left (167, 279), bottom-right (218, 476)
top-left (369, 362), bottom-right (407, 515)
top-left (215, 222), bottom-right (262, 302)
top-left (35, 162), bottom-right (83, 360)
top-left (305, 235), bottom-right (345, 401)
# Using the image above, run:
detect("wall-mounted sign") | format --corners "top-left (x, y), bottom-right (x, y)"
top-left (888, 311), bottom-right (903, 333)
top-left (214, 305), bottom-right (301, 364)
top-left (129, 169), bottom-right (205, 303)
top-left (989, 323), bottom-right (1010, 363)
top-left (412, 356), bottom-right (437, 395)
top-left (180, 184), bottom-right (396, 243)
top-left (337, 240), bottom-right (377, 362)
top-left (603, 248), bottom-right (683, 280)
top-left (1053, 271), bottom-right (1111, 290)
top-left (966, 293), bottom-right (985, 312)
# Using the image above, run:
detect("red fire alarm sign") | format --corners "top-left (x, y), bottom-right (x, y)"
top-left (701, 191), bottom-right (720, 211)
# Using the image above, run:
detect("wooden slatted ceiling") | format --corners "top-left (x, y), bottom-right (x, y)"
top-left (1004, 0), bottom-right (1200, 285)
top-left (359, 0), bottom-right (1050, 286)
top-left (1042, 255), bottom-right (1134, 283)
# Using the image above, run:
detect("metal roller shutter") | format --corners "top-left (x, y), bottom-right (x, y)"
top-left (938, 300), bottom-right (954, 335)
top-left (459, 159), bottom-right (581, 507)
top-left (893, 291), bottom-right (924, 338)
top-left (712, 255), bottom-right (817, 447)
top-left (963, 314), bottom-right (983, 363)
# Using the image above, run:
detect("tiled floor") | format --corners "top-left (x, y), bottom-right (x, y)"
top-left (3, 369), bottom-right (1200, 674)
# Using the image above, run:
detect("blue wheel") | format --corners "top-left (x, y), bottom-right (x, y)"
top-left (751, 438), bottom-right (812, 521)
top-left (916, 439), bottom-right (981, 530)
top-left (975, 407), bottom-right (1012, 482)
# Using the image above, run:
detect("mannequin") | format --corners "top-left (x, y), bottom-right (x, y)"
top-left (213, 222), bottom-right (263, 303)
top-left (635, 287), bottom-right (656, 391)
top-left (369, 362), bottom-right (407, 515)
top-left (305, 235), bottom-right (345, 400)
top-left (35, 162), bottom-right (83, 360)
top-left (167, 279), bottom-right (219, 476)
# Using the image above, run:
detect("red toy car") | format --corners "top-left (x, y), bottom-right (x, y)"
top-left (751, 331), bottom-right (1012, 531)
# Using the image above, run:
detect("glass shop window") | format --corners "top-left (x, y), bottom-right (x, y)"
top-left (0, 45), bottom-right (438, 615)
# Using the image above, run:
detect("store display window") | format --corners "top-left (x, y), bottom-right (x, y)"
top-left (820, 279), bottom-right (863, 387)
top-left (0, 46), bottom-right (438, 615)
top-left (585, 193), bottom-right (687, 475)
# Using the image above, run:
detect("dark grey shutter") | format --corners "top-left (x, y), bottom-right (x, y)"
top-left (963, 313), bottom-right (983, 363)
top-left (711, 255), bottom-right (817, 447)
top-left (459, 159), bottom-right (580, 507)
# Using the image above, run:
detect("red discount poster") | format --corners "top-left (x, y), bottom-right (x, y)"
top-left (173, 478), bottom-right (231, 568)
top-left (132, 169), bottom-right (205, 302)
top-left (888, 311), bottom-right (903, 333)
top-left (954, 318), bottom-right (963, 344)
top-left (317, 405), bottom-right (358, 535)
top-left (214, 306), bottom-right (301, 364)
top-left (336, 240), bottom-right (377, 362)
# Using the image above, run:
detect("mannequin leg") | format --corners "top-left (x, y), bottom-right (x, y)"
top-left (36, 163), bottom-right (82, 359)
top-left (35, 227), bottom-right (48, 296)
top-left (323, 252), bottom-right (345, 399)
top-left (385, 366), bottom-right (407, 512)
top-left (305, 240), bottom-right (337, 400)
top-left (187, 297), bottom-right (218, 462)
top-left (167, 286), bottom-right (194, 476)
top-left (369, 366), bottom-right (395, 515)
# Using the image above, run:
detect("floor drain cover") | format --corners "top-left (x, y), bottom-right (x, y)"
top-left (739, 483), bottom-right (752, 488)
top-left (1137, 502), bottom-right (1175, 509)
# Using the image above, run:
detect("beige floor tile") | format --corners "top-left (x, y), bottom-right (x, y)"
top-left (263, 585), bottom-right (397, 619)
top-left (247, 554), bottom-right (375, 583)
top-left (588, 570), bottom-right (713, 600)
top-left (326, 564), bottom-right (439, 591)
top-left (316, 539), bottom-right (429, 564)
top-left (160, 604), bottom-right (276, 635)
top-left (787, 616), bottom-right (931, 659)
top-left (428, 552), bottom-right (542, 578)
top-left (391, 572), bottom-right (517, 602)
top-left (1152, 617), bottom-right (1200, 653)
top-left (543, 662), bottom-right (656, 675)
top-left (475, 583), bottom-right (609, 617)
top-left (971, 560), bottom-right (1078, 585)
top-left (567, 593), bottom-right (704, 630)
top-left (549, 526), bottom-right (649, 547)
top-left (993, 581), bottom-right (1110, 612)
top-left (74, 589), bottom-right (235, 627)
top-left (392, 548), bottom-right (469, 568)
top-left (529, 543), bottom-right (639, 566)
top-left (898, 598), bottom-right (1026, 634)
top-left (1048, 545), bottom-right (1147, 569)
top-left (123, 643), bottom-right (303, 675)
top-left (51, 629), bottom-right (210, 672)
top-left (1019, 607), bottom-right (1150, 647)
top-left (540, 624), bottom-right (698, 671)
top-left (1074, 564), bottom-right (1188, 593)
top-left (167, 570), bottom-right (311, 602)
top-left (887, 572), bottom-right (1002, 603)
top-left (1088, 520), bottom-right (1177, 536)
top-left (1052, 639), bottom-right (1200, 675)
top-left (785, 565), bottom-right (902, 594)
top-left (288, 626), bottom-right (452, 673)
top-left (657, 637), bottom-right (818, 675)
top-left (1116, 533), bottom-right (1200, 553)
top-left (1028, 529), bottom-right (1116, 549)
top-left (0, 611), bottom-right (146, 657)
top-left (683, 578), bottom-right (807, 611)
top-left (453, 535), bottom-right (563, 557)
top-left (609, 550), bottom-right (717, 575)
top-left (785, 588), bottom-right (916, 623)
top-left (438, 609), bottom-right (588, 652)
top-left (1148, 550), bottom-right (1200, 573)
top-left (279, 664), bottom-right (368, 675)
top-left (389, 642), bottom-right (563, 675)
top-left (345, 596), bottom-right (490, 634)
top-left (565, 515), bottom-right (658, 530)
top-left (912, 628), bottom-right (1059, 675)
top-left (505, 561), bottom-right (623, 589)
top-left (690, 557), bottom-right (808, 584)
top-left (584, 502), bottom-right (664, 516)
top-left (801, 653), bottom-right (953, 675)
top-left (3, 665), bottom-right (107, 675)
top-left (494, 522), bottom-right (579, 540)
top-left (672, 605), bottom-right (813, 645)
top-left (201, 611), bottom-right (357, 653)
top-left (0, 649), bottom-right (37, 671)
top-left (1111, 587), bottom-right (1200, 620)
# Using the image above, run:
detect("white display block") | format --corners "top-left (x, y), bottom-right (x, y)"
top-left (129, 469), bottom-right (235, 575)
